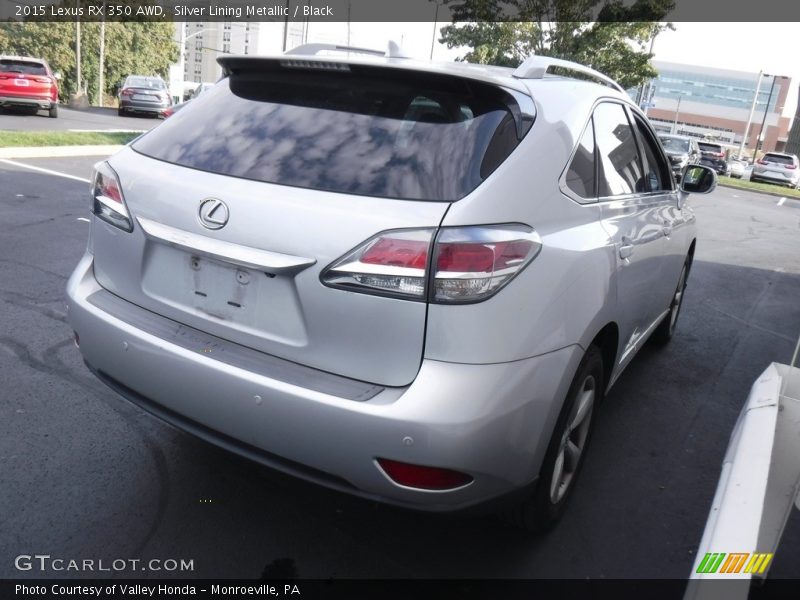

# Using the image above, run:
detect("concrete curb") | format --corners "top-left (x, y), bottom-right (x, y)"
top-left (0, 145), bottom-right (124, 159)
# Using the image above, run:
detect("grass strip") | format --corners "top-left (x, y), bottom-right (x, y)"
top-left (0, 131), bottom-right (140, 147)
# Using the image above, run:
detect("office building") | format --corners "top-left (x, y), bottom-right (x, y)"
top-left (643, 61), bottom-right (792, 154)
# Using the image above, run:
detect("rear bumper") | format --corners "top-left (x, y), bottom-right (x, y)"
top-left (66, 252), bottom-right (581, 512)
top-left (0, 95), bottom-right (54, 109)
top-left (120, 99), bottom-right (170, 113)
top-left (751, 172), bottom-right (799, 186)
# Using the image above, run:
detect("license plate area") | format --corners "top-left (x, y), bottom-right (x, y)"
top-left (140, 242), bottom-right (307, 345)
top-left (134, 93), bottom-right (156, 101)
top-left (188, 254), bottom-right (255, 316)
top-left (14, 79), bottom-right (29, 86)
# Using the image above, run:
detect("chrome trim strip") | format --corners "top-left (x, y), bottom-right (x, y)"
top-left (137, 216), bottom-right (316, 274)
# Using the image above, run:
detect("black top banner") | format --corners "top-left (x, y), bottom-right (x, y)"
top-left (1, 0), bottom-right (800, 23)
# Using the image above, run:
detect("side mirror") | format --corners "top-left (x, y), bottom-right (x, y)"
top-left (53, 72), bottom-right (62, 80)
top-left (679, 165), bottom-right (717, 195)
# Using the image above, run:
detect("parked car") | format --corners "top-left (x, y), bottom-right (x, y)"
top-left (0, 55), bottom-right (59, 118)
top-left (697, 141), bottom-right (728, 175)
top-left (658, 134), bottom-right (701, 180)
top-left (750, 152), bottom-right (800, 188)
top-left (727, 158), bottom-right (747, 179)
top-left (67, 48), bottom-right (716, 531)
top-left (117, 75), bottom-right (171, 117)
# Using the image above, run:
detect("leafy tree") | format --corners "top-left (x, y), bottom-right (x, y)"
top-left (439, 0), bottom-right (674, 89)
top-left (0, 18), bottom-right (178, 104)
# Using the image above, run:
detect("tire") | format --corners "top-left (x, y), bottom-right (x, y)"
top-left (117, 107), bottom-right (124, 116)
top-left (501, 345), bottom-right (603, 532)
top-left (48, 104), bottom-right (58, 118)
top-left (652, 259), bottom-right (689, 345)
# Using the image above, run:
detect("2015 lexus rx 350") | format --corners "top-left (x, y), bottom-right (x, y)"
top-left (67, 46), bottom-right (716, 531)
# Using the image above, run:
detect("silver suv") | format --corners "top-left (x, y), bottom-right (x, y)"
top-left (67, 46), bottom-right (716, 531)
top-left (751, 152), bottom-right (800, 188)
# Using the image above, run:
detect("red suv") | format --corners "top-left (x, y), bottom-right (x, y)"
top-left (0, 55), bottom-right (59, 118)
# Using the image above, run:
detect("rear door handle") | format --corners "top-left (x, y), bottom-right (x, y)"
top-left (619, 239), bottom-right (634, 259)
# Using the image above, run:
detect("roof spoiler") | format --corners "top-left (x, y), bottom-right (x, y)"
top-left (283, 41), bottom-right (409, 59)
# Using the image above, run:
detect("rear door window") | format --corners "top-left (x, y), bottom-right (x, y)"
top-left (133, 64), bottom-right (532, 202)
top-left (592, 102), bottom-right (642, 197)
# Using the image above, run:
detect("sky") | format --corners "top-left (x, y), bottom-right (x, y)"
top-left (311, 21), bottom-right (800, 119)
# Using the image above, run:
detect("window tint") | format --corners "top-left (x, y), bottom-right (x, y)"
top-left (593, 103), bottom-right (642, 197)
top-left (658, 137), bottom-right (690, 153)
top-left (633, 114), bottom-right (670, 192)
top-left (133, 67), bottom-right (530, 202)
top-left (125, 76), bottom-right (166, 89)
top-left (0, 59), bottom-right (47, 76)
top-left (698, 142), bottom-right (723, 153)
top-left (565, 120), bottom-right (596, 198)
top-left (762, 153), bottom-right (795, 166)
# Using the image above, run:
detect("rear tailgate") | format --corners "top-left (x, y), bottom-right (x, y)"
top-left (95, 149), bottom-right (446, 387)
top-left (0, 59), bottom-right (52, 99)
top-left (91, 60), bottom-right (530, 387)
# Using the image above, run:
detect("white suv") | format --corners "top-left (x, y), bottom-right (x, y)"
top-left (751, 152), bottom-right (800, 188)
top-left (67, 46), bottom-right (717, 531)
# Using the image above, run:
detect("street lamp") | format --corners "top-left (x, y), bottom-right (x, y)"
top-left (672, 95), bottom-right (682, 135)
top-left (738, 70), bottom-right (763, 160)
top-left (752, 74), bottom-right (784, 164)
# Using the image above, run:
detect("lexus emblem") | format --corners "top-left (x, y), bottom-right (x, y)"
top-left (198, 198), bottom-right (229, 230)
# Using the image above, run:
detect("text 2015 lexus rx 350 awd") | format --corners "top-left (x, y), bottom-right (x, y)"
top-left (67, 47), bottom-right (717, 531)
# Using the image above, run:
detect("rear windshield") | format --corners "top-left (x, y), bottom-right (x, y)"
top-left (698, 142), bottom-right (722, 153)
top-left (762, 153), bottom-right (795, 166)
top-left (125, 77), bottom-right (166, 89)
top-left (132, 64), bottom-right (531, 201)
top-left (0, 59), bottom-right (47, 75)
top-left (659, 137), bottom-right (690, 152)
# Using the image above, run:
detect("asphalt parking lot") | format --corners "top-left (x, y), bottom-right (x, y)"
top-left (1, 155), bottom-right (799, 581)
top-left (0, 106), bottom-right (161, 132)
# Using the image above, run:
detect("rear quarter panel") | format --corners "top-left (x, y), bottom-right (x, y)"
top-left (426, 82), bottom-right (619, 365)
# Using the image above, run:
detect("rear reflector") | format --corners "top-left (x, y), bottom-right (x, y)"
top-left (376, 458), bottom-right (473, 490)
top-left (321, 224), bottom-right (541, 303)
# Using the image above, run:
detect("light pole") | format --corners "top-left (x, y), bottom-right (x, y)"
top-left (672, 95), bottom-right (682, 135)
top-left (430, 0), bottom-right (443, 60)
top-left (752, 75), bottom-right (783, 163)
top-left (738, 70), bottom-right (763, 160)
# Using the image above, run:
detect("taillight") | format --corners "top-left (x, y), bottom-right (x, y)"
top-left (757, 159), bottom-right (768, 165)
top-left (91, 161), bottom-right (132, 232)
top-left (715, 152), bottom-right (725, 158)
top-left (433, 225), bottom-right (541, 303)
top-left (320, 224), bottom-right (541, 303)
top-left (376, 458), bottom-right (473, 491)
top-left (321, 229), bottom-right (434, 299)
top-left (121, 88), bottom-right (134, 97)
top-left (34, 77), bottom-right (51, 84)
top-left (786, 164), bottom-right (797, 170)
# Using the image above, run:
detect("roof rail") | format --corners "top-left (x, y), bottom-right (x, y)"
top-left (285, 41), bottom-right (409, 59)
top-left (513, 56), bottom-right (625, 94)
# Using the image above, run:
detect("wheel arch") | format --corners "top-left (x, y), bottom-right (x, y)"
top-left (587, 322), bottom-right (619, 396)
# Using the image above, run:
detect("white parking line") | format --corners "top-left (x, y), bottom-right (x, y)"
top-left (0, 158), bottom-right (91, 184)
top-left (777, 197), bottom-right (787, 206)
